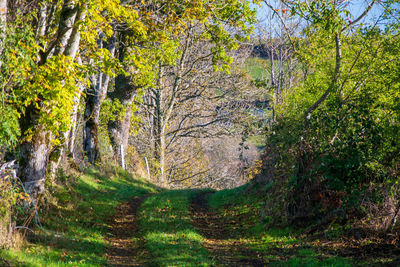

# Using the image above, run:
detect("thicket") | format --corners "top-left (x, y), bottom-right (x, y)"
top-left (257, 1), bottom-right (400, 232)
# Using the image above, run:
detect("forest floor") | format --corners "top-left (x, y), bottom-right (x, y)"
top-left (0, 168), bottom-right (399, 266)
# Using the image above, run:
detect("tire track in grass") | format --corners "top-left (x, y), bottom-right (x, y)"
top-left (107, 194), bottom-right (151, 267)
top-left (190, 191), bottom-right (265, 267)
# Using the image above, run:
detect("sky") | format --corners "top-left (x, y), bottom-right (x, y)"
top-left (253, 0), bottom-right (386, 27)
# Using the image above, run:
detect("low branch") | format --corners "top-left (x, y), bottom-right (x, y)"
top-left (341, 0), bottom-right (376, 32)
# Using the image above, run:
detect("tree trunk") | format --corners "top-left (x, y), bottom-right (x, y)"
top-left (53, 0), bottom-right (77, 55)
top-left (36, 2), bottom-right (47, 38)
top-left (108, 75), bottom-right (137, 167)
top-left (67, 85), bottom-right (83, 159)
top-left (48, 4), bottom-right (87, 176)
top-left (0, 0), bottom-right (5, 28)
top-left (82, 31), bottom-right (116, 164)
top-left (18, 106), bottom-right (52, 198)
top-left (83, 82), bottom-right (100, 163)
top-left (109, 104), bottom-right (132, 165)
top-left (158, 130), bottom-right (166, 185)
top-left (153, 87), bottom-right (166, 185)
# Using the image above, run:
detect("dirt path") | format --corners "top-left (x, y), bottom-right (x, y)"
top-left (190, 192), bottom-right (265, 267)
top-left (107, 195), bottom-right (149, 267)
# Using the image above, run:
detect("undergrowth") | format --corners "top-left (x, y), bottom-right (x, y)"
top-left (0, 167), bottom-right (159, 266)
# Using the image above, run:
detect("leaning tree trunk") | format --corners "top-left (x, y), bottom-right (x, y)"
top-left (108, 75), bottom-right (137, 167)
top-left (48, 4), bottom-right (87, 178)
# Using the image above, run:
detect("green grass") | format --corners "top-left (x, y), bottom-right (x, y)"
top-left (247, 134), bottom-right (267, 149)
top-left (270, 249), bottom-right (353, 267)
top-left (245, 57), bottom-right (270, 81)
top-left (0, 167), bottom-right (159, 266)
top-left (138, 189), bottom-right (213, 266)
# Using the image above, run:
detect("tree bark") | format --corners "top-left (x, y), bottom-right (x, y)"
top-left (18, 106), bottom-right (51, 198)
top-left (48, 4), bottom-right (87, 177)
top-left (68, 81), bottom-right (84, 159)
top-left (83, 87), bottom-right (99, 163)
top-left (0, 0), bottom-right (5, 28)
top-left (53, 0), bottom-right (77, 56)
top-left (36, 2), bottom-right (47, 38)
top-left (109, 104), bottom-right (132, 165)
top-left (82, 30), bottom-right (116, 164)
top-left (153, 87), bottom-right (166, 184)
top-left (108, 75), bottom-right (137, 167)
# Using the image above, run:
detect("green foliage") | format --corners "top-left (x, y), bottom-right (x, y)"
top-left (100, 98), bottom-right (126, 126)
top-left (0, 105), bottom-right (20, 146)
top-left (20, 55), bottom-right (84, 140)
top-left (0, 9), bottom-right (86, 143)
top-left (0, 177), bottom-right (24, 221)
top-left (260, 1), bottom-right (400, 228)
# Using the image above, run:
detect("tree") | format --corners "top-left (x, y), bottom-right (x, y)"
top-left (0, 0), bottom-right (139, 198)
top-left (15, 0), bottom-right (87, 198)
top-left (82, 29), bottom-right (117, 164)
top-left (137, 8), bottom-right (256, 184)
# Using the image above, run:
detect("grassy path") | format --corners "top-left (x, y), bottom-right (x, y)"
top-left (3, 169), bottom-right (396, 266)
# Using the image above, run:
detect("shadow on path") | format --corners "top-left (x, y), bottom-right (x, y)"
top-left (190, 191), bottom-right (265, 267)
